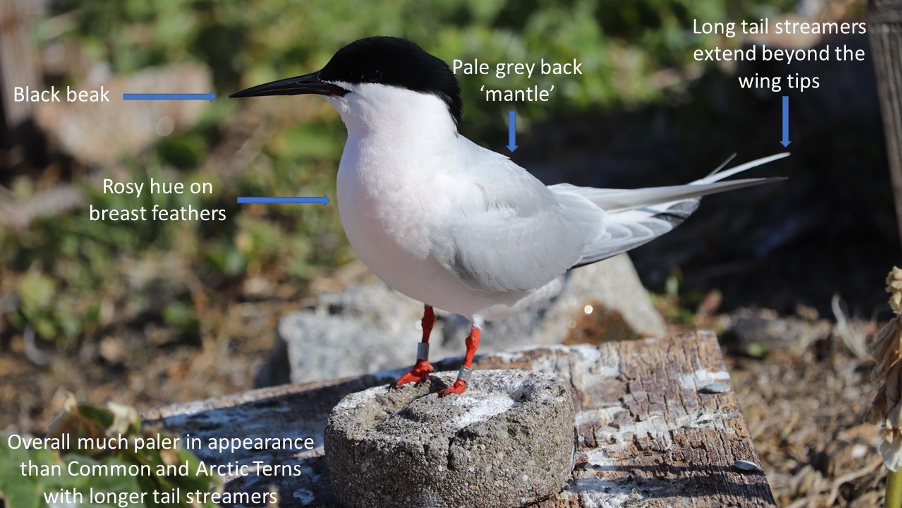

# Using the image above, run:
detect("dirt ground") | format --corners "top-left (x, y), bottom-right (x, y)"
top-left (0, 293), bottom-right (891, 507)
top-left (724, 312), bottom-right (884, 507)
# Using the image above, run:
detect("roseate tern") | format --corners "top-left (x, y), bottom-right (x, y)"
top-left (231, 36), bottom-right (787, 396)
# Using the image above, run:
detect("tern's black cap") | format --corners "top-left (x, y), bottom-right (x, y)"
top-left (320, 36), bottom-right (462, 127)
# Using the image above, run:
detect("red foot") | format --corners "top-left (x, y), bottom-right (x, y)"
top-left (438, 379), bottom-right (467, 397)
top-left (393, 359), bottom-right (434, 387)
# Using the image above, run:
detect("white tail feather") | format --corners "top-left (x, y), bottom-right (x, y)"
top-left (566, 153), bottom-right (789, 268)
top-left (552, 153), bottom-right (789, 213)
top-left (695, 152), bottom-right (790, 184)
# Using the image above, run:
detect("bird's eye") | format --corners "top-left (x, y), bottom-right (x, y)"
top-left (363, 70), bottom-right (382, 83)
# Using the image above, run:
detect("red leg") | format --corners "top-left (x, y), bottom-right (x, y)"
top-left (438, 325), bottom-right (480, 397)
top-left (393, 305), bottom-right (436, 387)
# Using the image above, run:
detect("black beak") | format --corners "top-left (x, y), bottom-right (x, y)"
top-left (229, 71), bottom-right (349, 98)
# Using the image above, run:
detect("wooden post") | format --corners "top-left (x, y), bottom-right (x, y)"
top-left (146, 332), bottom-right (776, 507)
top-left (0, 0), bottom-right (42, 148)
top-left (869, 0), bottom-right (902, 247)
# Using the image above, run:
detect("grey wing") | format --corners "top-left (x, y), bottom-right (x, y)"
top-left (432, 151), bottom-right (605, 293)
top-left (552, 182), bottom-right (704, 267)
top-left (572, 199), bottom-right (699, 268)
top-left (551, 172), bottom-right (783, 267)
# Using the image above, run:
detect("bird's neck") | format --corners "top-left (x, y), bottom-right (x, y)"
top-left (331, 86), bottom-right (461, 195)
top-left (330, 85), bottom-right (459, 149)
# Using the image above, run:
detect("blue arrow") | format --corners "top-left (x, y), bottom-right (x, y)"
top-left (237, 195), bottom-right (330, 206)
top-left (507, 110), bottom-right (518, 153)
top-left (780, 95), bottom-right (791, 147)
top-left (123, 92), bottom-right (216, 102)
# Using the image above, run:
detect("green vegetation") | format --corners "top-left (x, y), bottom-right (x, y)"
top-left (0, 401), bottom-right (218, 508)
top-left (3, 0), bottom-right (796, 348)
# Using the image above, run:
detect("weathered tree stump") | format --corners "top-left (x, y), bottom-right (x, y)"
top-left (145, 331), bottom-right (775, 507)
top-left (0, 0), bottom-right (42, 146)
top-left (869, 0), bottom-right (902, 245)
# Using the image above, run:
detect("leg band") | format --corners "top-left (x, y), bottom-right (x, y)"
top-left (457, 366), bottom-right (472, 383)
top-left (417, 342), bottom-right (430, 361)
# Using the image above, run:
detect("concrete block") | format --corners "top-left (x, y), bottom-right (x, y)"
top-left (324, 370), bottom-right (575, 508)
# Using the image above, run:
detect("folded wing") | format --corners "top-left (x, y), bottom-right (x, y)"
top-left (431, 149), bottom-right (605, 293)
top-left (557, 153), bottom-right (788, 267)
top-left (433, 147), bottom-right (787, 293)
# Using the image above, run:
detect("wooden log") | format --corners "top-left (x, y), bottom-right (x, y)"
top-left (145, 331), bottom-right (775, 507)
top-left (0, 0), bottom-right (42, 134)
top-left (869, 0), bottom-right (902, 245)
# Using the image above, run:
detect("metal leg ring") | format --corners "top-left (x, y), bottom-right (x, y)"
top-left (417, 342), bottom-right (430, 361)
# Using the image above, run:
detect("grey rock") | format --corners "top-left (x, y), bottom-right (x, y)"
top-left (258, 254), bottom-right (665, 387)
top-left (35, 64), bottom-right (211, 165)
top-left (733, 459), bottom-right (761, 472)
top-left (275, 312), bottom-right (455, 385)
top-left (443, 254), bottom-right (666, 350)
top-left (269, 284), bottom-right (459, 385)
top-left (324, 370), bottom-right (575, 508)
top-left (701, 382), bottom-right (731, 394)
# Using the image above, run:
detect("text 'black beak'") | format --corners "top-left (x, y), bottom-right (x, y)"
top-left (229, 72), bottom-right (348, 98)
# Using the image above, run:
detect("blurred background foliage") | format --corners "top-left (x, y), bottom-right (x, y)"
top-left (2, 0), bottom-right (800, 348)
top-left (4, 3), bottom-right (890, 505)
top-left (51, 0), bottom-right (797, 128)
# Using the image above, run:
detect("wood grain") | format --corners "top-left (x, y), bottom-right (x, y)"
top-left (869, 0), bottom-right (902, 244)
top-left (0, 0), bottom-right (42, 131)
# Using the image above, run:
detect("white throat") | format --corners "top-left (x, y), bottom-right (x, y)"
top-left (325, 83), bottom-right (457, 141)
top-left (326, 80), bottom-right (471, 301)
